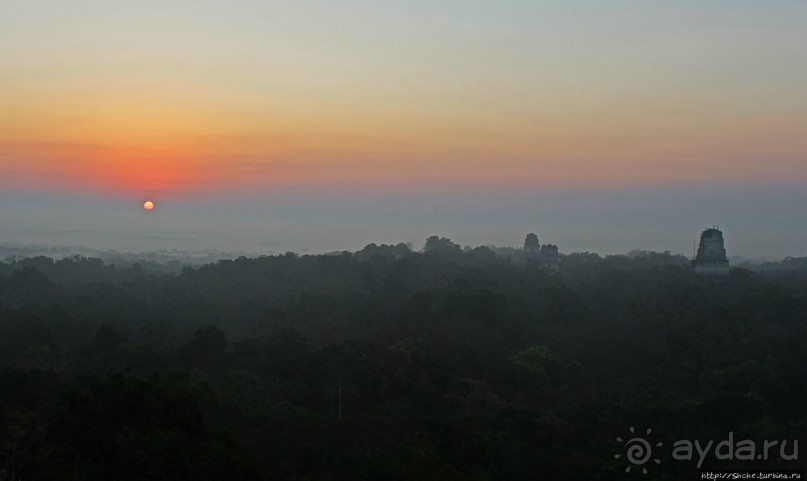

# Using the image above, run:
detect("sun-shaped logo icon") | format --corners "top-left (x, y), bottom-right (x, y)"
top-left (614, 426), bottom-right (663, 475)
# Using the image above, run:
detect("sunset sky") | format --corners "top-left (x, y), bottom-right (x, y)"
top-left (1, 1), bottom-right (806, 256)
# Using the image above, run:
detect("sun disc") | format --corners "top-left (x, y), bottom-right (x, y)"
top-left (143, 201), bottom-right (155, 210)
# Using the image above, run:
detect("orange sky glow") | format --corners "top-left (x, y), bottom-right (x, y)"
top-left (1, 1), bottom-right (805, 198)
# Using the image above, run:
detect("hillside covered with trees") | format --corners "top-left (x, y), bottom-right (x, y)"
top-left (0, 238), bottom-right (805, 480)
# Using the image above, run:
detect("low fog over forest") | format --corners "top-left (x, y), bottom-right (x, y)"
top-left (0, 236), bottom-right (805, 479)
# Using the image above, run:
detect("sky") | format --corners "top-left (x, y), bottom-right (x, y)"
top-left (1, 1), bottom-right (806, 257)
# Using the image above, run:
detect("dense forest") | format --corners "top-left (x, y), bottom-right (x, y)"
top-left (0, 237), bottom-right (805, 480)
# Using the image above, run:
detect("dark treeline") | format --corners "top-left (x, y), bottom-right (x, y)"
top-left (0, 239), bottom-right (805, 480)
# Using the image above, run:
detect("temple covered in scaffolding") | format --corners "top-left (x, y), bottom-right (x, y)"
top-left (692, 227), bottom-right (730, 276)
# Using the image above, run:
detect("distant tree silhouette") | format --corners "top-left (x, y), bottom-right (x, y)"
top-left (423, 236), bottom-right (462, 258)
top-left (178, 326), bottom-right (226, 370)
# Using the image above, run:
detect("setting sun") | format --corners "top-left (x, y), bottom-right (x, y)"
top-left (143, 201), bottom-right (154, 211)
